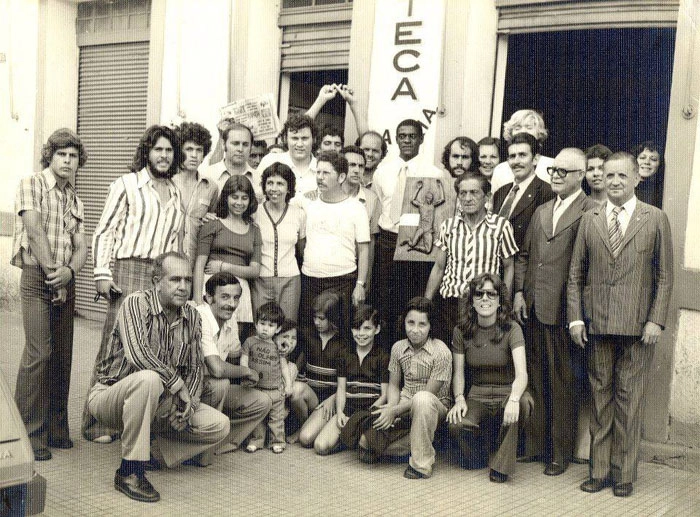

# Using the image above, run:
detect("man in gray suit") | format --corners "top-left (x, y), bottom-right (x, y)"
top-left (568, 152), bottom-right (673, 497)
top-left (514, 148), bottom-right (597, 476)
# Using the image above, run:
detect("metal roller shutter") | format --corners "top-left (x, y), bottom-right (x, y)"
top-left (75, 41), bottom-right (149, 320)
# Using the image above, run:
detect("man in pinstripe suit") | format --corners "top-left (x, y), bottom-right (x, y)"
top-left (568, 152), bottom-right (673, 497)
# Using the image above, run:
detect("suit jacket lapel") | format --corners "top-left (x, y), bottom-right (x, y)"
top-left (619, 203), bottom-right (649, 250)
top-left (511, 178), bottom-right (538, 219)
top-left (592, 205), bottom-right (613, 255)
top-left (542, 198), bottom-right (554, 239)
top-left (553, 192), bottom-right (584, 237)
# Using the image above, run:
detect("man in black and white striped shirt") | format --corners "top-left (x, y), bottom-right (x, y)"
top-left (425, 172), bottom-right (518, 343)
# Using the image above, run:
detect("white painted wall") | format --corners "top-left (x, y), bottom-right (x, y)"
top-left (0, 0), bottom-right (39, 213)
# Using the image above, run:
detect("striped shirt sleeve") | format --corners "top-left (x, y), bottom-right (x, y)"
top-left (93, 178), bottom-right (128, 281)
top-left (499, 219), bottom-right (519, 259)
top-left (117, 294), bottom-right (184, 394)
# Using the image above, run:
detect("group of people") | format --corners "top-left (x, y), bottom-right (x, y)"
top-left (12, 86), bottom-right (673, 505)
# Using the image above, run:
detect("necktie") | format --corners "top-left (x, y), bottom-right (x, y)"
top-left (498, 184), bottom-right (520, 218)
top-left (608, 206), bottom-right (623, 257)
top-left (552, 198), bottom-right (564, 233)
top-left (389, 165), bottom-right (408, 225)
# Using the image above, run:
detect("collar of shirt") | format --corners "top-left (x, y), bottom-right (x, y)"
top-left (605, 195), bottom-right (637, 218)
top-left (353, 186), bottom-right (368, 203)
top-left (196, 302), bottom-right (236, 337)
top-left (556, 189), bottom-right (583, 213)
top-left (397, 338), bottom-right (439, 356)
top-left (455, 210), bottom-right (497, 231)
top-left (40, 167), bottom-right (74, 191)
top-left (512, 171), bottom-right (537, 193)
top-left (136, 168), bottom-right (181, 205)
top-left (147, 288), bottom-right (190, 324)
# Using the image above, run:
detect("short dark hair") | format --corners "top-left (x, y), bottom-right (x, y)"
top-left (281, 114), bottom-right (318, 146)
top-left (585, 143), bottom-right (613, 161)
top-left (312, 290), bottom-right (342, 331)
top-left (261, 162), bottom-right (296, 202)
top-left (477, 136), bottom-right (501, 149)
top-left (215, 175), bottom-right (258, 222)
top-left (222, 123), bottom-right (253, 146)
top-left (351, 304), bottom-right (381, 330)
top-left (605, 151), bottom-right (638, 173)
top-left (632, 141), bottom-right (662, 159)
top-left (131, 125), bottom-right (181, 177)
top-left (40, 128), bottom-right (88, 169)
top-left (320, 125), bottom-right (344, 146)
top-left (255, 301), bottom-right (286, 326)
top-left (151, 251), bottom-right (189, 282)
top-left (396, 119), bottom-right (424, 137)
top-left (267, 143), bottom-right (286, 153)
top-left (176, 122), bottom-right (212, 158)
top-left (204, 271), bottom-right (240, 297)
top-left (341, 145), bottom-right (366, 163)
top-left (455, 171), bottom-right (491, 196)
top-left (356, 130), bottom-right (388, 159)
top-left (508, 132), bottom-right (539, 157)
top-left (277, 319), bottom-right (297, 335)
top-left (316, 151), bottom-right (348, 178)
top-left (441, 136), bottom-right (479, 173)
top-left (403, 296), bottom-right (434, 332)
top-left (252, 140), bottom-right (268, 150)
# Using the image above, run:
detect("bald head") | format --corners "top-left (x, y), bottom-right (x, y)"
top-left (551, 148), bottom-right (586, 199)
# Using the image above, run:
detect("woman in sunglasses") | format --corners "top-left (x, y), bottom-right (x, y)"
top-left (446, 272), bottom-right (529, 483)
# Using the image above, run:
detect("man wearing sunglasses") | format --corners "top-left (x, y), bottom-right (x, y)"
top-left (513, 148), bottom-right (597, 476)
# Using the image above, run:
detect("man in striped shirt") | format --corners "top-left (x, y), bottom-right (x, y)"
top-left (83, 125), bottom-right (184, 442)
top-left (12, 128), bottom-right (89, 461)
top-left (425, 172), bottom-right (518, 343)
top-left (87, 252), bottom-right (229, 503)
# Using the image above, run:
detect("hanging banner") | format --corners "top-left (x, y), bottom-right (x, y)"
top-left (366, 0), bottom-right (446, 160)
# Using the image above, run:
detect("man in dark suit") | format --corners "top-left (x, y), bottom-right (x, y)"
top-left (514, 148), bottom-right (598, 476)
top-left (568, 152), bottom-right (673, 497)
top-left (492, 132), bottom-right (555, 250)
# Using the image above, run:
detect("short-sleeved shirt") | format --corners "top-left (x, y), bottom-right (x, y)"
top-left (435, 212), bottom-right (518, 298)
top-left (196, 303), bottom-right (241, 369)
top-left (451, 323), bottom-right (524, 387)
top-left (337, 345), bottom-right (389, 411)
top-left (253, 202), bottom-right (306, 278)
top-left (242, 335), bottom-right (282, 390)
top-left (297, 329), bottom-right (348, 401)
top-left (302, 196), bottom-right (370, 278)
top-left (196, 219), bottom-right (262, 266)
top-left (353, 187), bottom-right (380, 235)
top-left (12, 168), bottom-right (85, 268)
top-left (201, 161), bottom-right (263, 202)
top-left (388, 338), bottom-right (452, 405)
top-left (172, 172), bottom-right (218, 265)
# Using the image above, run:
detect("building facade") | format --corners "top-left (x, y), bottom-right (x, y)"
top-left (1, 0), bottom-right (698, 463)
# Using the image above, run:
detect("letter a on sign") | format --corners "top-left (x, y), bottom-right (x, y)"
top-left (391, 77), bottom-right (417, 100)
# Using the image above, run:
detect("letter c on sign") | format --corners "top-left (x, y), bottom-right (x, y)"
top-left (393, 49), bottom-right (420, 73)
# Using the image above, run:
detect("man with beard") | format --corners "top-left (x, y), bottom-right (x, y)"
top-left (83, 125), bottom-right (185, 442)
top-left (441, 137), bottom-right (479, 178)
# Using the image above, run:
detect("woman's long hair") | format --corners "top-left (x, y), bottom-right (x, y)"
top-left (456, 273), bottom-right (513, 343)
top-left (215, 174), bottom-right (258, 223)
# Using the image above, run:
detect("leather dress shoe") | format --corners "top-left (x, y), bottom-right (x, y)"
top-left (489, 469), bottom-right (508, 483)
top-left (33, 448), bottom-right (52, 461)
top-left (516, 454), bottom-right (542, 463)
top-left (544, 461), bottom-right (569, 476)
top-left (114, 471), bottom-right (160, 502)
top-left (48, 437), bottom-right (74, 449)
top-left (144, 456), bottom-right (163, 471)
top-left (403, 465), bottom-right (429, 479)
top-left (358, 448), bottom-right (379, 464)
top-left (613, 482), bottom-right (633, 497)
top-left (571, 456), bottom-right (589, 465)
top-left (580, 477), bottom-right (613, 493)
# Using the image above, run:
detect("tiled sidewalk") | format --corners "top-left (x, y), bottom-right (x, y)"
top-left (2, 312), bottom-right (697, 516)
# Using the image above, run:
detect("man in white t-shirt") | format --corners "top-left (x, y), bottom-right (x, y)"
top-left (196, 272), bottom-right (272, 454)
top-left (257, 114), bottom-right (319, 198)
top-left (300, 151), bottom-right (371, 334)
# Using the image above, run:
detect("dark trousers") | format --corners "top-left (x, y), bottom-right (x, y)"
top-left (523, 313), bottom-right (578, 463)
top-left (433, 295), bottom-right (460, 346)
top-left (299, 272), bottom-right (357, 337)
top-left (15, 266), bottom-right (75, 449)
top-left (448, 386), bottom-right (527, 476)
top-left (376, 229), bottom-right (433, 351)
top-left (588, 334), bottom-right (652, 484)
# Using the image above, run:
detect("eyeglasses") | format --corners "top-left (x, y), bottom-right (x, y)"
top-left (473, 289), bottom-right (498, 300)
top-left (547, 167), bottom-right (583, 179)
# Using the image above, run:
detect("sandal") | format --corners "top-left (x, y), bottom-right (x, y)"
top-left (245, 444), bottom-right (259, 453)
top-left (271, 445), bottom-right (285, 454)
